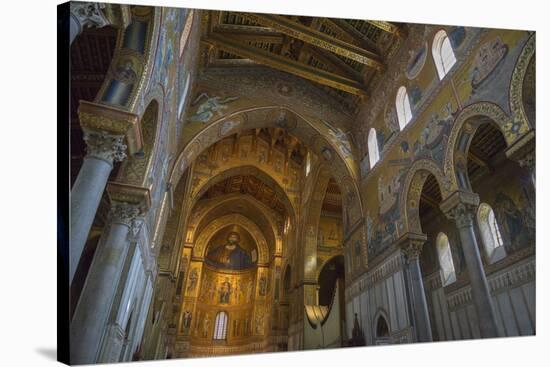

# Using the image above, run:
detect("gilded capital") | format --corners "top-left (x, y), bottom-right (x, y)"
top-left (83, 130), bottom-right (127, 163)
top-left (78, 101), bottom-right (142, 154)
top-left (107, 182), bottom-right (152, 211)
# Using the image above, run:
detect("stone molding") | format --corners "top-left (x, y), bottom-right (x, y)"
top-left (445, 255), bottom-right (535, 310)
top-left (78, 101), bottom-right (142, 155)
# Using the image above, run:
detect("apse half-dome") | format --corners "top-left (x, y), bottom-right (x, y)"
top-left (205, 225), bottom-right (258, 270)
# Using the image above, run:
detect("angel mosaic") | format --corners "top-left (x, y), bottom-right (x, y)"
top-left (189, 93), bottom-right (239, 123)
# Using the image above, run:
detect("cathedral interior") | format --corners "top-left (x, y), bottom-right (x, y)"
top-left (66, 2), bottom-right (536, 364)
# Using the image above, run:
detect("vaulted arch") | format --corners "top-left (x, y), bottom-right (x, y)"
top-left (400, 159), bottom-right (451, 234)
top-left (187, 194), bottom-right (283, 256)
top-left (192, 165), bottom-right (297, 223)
top-left (444, 102), bottom-right (524, 191)
top-left (168, 106), bottom-right (364, 226)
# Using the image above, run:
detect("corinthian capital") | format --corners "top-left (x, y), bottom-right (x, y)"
top-left (398, 232), bottom-right (427, 261)
top-left (402, 241), bottom-right (424, 260)
top-left (83, 130), bottom-right (127, 163)
top-left (70, 2), bottom-right (110, 30)
top-left (445, 202), bottom-right (477, 229)
top-left (108, 201), bottom-right (142, 227)
top-left (517, 150), bottom-right (535, 171)
top-left (440, 190), bottom-right (480, 229)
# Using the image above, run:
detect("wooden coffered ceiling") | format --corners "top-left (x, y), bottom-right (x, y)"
top-left (200, 10), bottom-right (403, 108)
top-left (202, 175), bottom-right (288, 216)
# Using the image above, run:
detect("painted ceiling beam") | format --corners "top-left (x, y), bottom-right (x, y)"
top-left (235, 12), bottom-right (384, 71)
top-left (203, 33), bottom-right (369, 96)
top-left (322, 18), bottom-right (380, 55)
top-left (366, 20), bottom-right (406, 38)
top-left (421, 193), bottom-right (440, 209)
top-left (468, 148), bottom-right (494, 173)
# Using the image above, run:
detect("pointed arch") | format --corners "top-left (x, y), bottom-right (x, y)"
top-left (400, 159), bottom-right (451, 234)
top-left (444, 102), bottom-right (523, 191)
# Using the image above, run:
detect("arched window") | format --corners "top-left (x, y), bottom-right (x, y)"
top-left (179, 10), bottom-right (194, 59)
top-left (213, 311), bottom-right (228, 340)
top-left (432, 30), bottom-right (456, 80)
top-left (368, 128), bottom-right (380, 168)
top-left (477, 203), bottom-right (506, 263)
top-left (436, 232), bottom-right (456, 286)
top-left (396, 86), bottom-right (413, 130)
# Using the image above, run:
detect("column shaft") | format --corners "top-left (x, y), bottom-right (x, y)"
top-left (456, 222), bottom-right (500, 338)
top-left (408, 256), bottom-right (433, 342)
top-left (400, 237), bottom-right (433, 343)
top-left (70, 203), bottom-right (140, 364)
top-left (70, 131), bottom-right (126, 284)
top-left (70, 156), bottom-right (113, 283)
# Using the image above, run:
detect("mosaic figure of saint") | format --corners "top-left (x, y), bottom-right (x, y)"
top-left (218, 277), bottom-right (232, 304)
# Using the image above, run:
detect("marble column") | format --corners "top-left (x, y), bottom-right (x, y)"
top-left (400, 234), bottom-right (433, 343)
top-left (70, 130), bottom-right (127, 284)
top-left (69, 2), bottom-right (110, 44)
top-left (70, 201), bottom-right (142, 365)
top-left (441, 192), bottom-right (500, 338)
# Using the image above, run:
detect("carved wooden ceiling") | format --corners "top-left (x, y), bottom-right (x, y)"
top-left (467, 122), bottom-right (507, 183)
top-left (70, 26), bottom-right (119, 186)
top-left (200, 10), bottom-right (404, 110)
top-left (201, 175), bottom-right (287, 216)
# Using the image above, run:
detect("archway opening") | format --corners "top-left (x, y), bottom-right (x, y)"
top-left (416, 173), bottom-right (454, 341)
top-left (318, 255), bottom-right (345, 307)
top-left (465, 121), bottom-right (534, 259)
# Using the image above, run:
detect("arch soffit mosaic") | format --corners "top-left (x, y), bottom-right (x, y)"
top-left (400, 159), bottom-right (450, 234)
top-left (509, 33), bottom-right (535, 129)
top-left (192, 213), bottom-right (270, 266)
top-left (189, 193), bottom-right (281, 251)
top-left (191, 165), bottom-right (297, 223)
top-left (117, 90), bottom-right (164, 186)
top-left (169, 106), bottom-right (364, 221)
top-left (94, 6), bottom-right (161, 113)
top-left (443, 101), bottom-right (520, 191)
